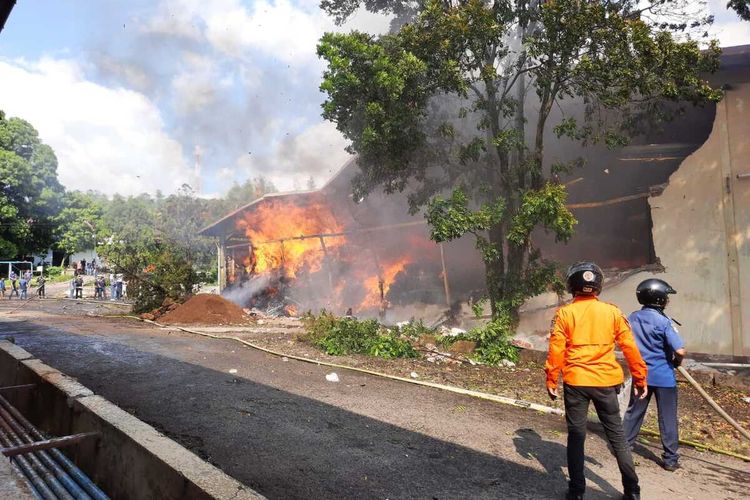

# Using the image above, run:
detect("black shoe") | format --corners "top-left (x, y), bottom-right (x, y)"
top-left (566, 491), bottom-right (584, 500)
top-left (663, 462), bottom-right (680, 472)
top-left (622, 494), bottom-right (640, 500)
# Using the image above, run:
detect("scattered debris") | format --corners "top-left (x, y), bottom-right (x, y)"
top-left (282, 357), bottom-right (289, 362)
top-left (501, 359), bottom-right (516, 368)
top-left (742, 397), bottom-right (750, 404)
top-left (449, 340), bottom-right (477, 354)
top-left (410, 371), bottom-right (418, 379)
top-left (511, 338), bottom-right (534, 349)
top-left (228, 369), bottom-right (238, 374)
top-left (437, 326), bottom-right (466, 337)
top-left (325, 372), bottom-right (340, 382)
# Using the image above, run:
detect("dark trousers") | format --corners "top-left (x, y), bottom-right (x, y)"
top-left (564, 385), bottom-right (639, 496)
top-left (623, 385), bottom-right (679, 466)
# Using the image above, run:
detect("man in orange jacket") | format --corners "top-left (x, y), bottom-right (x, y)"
top-left (545, 262), bottom-right (648, 500)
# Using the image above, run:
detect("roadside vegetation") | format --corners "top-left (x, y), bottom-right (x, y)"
top-left (302, 311), bottom-right (418, 359)
top-left (302, 311), bottom-right (519, 364)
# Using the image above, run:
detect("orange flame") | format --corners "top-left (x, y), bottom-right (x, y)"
top-left (237, 198), bottom-right (345, 278)
top-left (234, 196), bottom-right (437, 314)
top-left (358, 257), bottom-right (411, 311)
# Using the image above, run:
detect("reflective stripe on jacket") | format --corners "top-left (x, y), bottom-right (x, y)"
top-left (545, 296), bottom-right (647, 390)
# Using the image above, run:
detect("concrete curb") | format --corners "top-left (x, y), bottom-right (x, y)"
top-left (0, 340), bottom-right (265, 500)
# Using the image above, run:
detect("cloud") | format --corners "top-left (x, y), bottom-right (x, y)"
top-left (708, 0), bottom-right (750, 47)
top-left (0, 57), bottom-right (192, 196)
top-left (80, 0), bottom-right (390, 197)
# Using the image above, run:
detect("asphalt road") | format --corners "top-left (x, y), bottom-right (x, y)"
top-left (0, 308), bottom-right (746, 499)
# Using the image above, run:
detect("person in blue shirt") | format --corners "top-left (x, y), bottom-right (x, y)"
top-left (623, 278), bottom-right (686, 472)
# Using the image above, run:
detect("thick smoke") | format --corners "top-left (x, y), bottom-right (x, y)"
top-left (83, 0), bottom-right (389, 193)
top-left (223, 274), bottom-right (273, 308)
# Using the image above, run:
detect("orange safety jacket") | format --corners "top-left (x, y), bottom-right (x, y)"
top-left (545, 296), bottom-right (647, 391)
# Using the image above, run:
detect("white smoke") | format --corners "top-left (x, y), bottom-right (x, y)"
top-left (222, 274), bottom-right (272, 307)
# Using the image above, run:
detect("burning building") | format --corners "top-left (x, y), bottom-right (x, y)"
top-left (199, 163), bottom-right (483, 319)
top-left (201, 45), bottom-right (750, 359)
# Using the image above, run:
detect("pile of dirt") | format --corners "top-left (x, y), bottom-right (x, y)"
top-left (156, 294), bottom-right (253, 326)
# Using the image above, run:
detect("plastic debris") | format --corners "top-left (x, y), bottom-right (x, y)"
top-left (228, 368), bottom-right (238, 374)
top-left (410, 371), bottom-right (418, 379)
top-left (500, 359), bottom-right (516, 368)
top-left (325, 372), bottom-right (339, 382)
top-left (742, 397), bottom-right (750, 404)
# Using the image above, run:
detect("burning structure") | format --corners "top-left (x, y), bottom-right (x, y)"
top-left (201, 45), bottom-right (749, 359)
top-left (200, 163), bottom-right (482, 319)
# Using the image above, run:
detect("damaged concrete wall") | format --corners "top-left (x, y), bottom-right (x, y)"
top-left (648, 83), bottom-right (749, 357)
top-left (517, 84), bottom-right (750, 359)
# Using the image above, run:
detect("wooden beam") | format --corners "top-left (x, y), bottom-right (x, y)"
top-left (251, 220), bottom-right (427, 246)
top-left (566, 192), bottom-right (649, 209)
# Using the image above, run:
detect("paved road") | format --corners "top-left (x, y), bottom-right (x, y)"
top-left (0, 311), bottom-right (746, 499)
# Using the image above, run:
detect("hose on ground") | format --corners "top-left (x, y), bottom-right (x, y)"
top-left (677, 365), bottom-right (750, 442)
top-left (119, 314), bottom-right (750, 462)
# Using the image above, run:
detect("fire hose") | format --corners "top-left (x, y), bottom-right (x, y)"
top-left (677, 365), bottom-right (750, 442)
top-left (120, 315), bottom-right (750, 462)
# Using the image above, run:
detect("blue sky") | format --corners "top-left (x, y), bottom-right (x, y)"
top-left (0, 1), bottom-right (748, 197)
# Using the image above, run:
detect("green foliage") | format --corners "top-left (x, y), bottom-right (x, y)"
top-left (425, 189), bottom-right (504, 242)
top-left (302, 311), bottom-right (418, 359)
top-left (46, 266), bottom-right (63, 277)
top-left (127, 249), bottom-right (200, 313)
top-left (466, 314), bottom-right (519, 365)
top-left (210, 177), bottom-right (277, 217)
top-left (53, 191), bottom-right (107, 260)
top-left (318, 0), bottom-right (722, 324)
top-left (368, 334), bottom-right (418, 359)
top-left (508, 183), bottom-right (576, 245)
top-left (728, 0), bottom-right (750, 21)
top-left (394, 319), bottom-right (433, 339)
top-left (0, 112), bottom-right (65, 257)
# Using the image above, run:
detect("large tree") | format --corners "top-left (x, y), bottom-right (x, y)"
top-left (318, 0), bottom-right (722, 321)
top-left (0, 111), bottom-right (65, 258)
top-left (53, 190), bottom-right (108, 265)
top-left (728, 0), bottom-right (750, 21)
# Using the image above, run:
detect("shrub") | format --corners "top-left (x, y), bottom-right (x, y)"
top-left (302, 312), bottom-right (418, 359)
top-left (367, 333), bottom-right (418, 359)
top-left (46, 266), bottom-right (63, 277)
top-left (394, 319), bottom-right (434, 339)
top-left (466, 312), bottom-right (519, 365)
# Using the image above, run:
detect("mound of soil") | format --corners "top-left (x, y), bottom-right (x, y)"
top-left (158, 294), bottom-right (252, 326)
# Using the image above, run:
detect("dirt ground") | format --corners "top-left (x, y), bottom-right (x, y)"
top-left (180, 316), bottom-right (750, 458)
top-left (0, 298), bottom-right (747, 499)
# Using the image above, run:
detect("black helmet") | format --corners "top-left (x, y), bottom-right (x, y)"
top-left (566, 261), bottom-right (603, 296)
top-left (636, 278), bottom-right (676, 308)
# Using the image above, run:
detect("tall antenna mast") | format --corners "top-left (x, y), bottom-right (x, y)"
top-left (194, 145), bottom-right (202, 194)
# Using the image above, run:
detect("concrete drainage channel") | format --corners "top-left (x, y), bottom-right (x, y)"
top-left (0, 340), bottom-right (265, 500)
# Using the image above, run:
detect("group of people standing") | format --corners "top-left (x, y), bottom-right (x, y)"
top-left (545, 262), bottom-right (686, 500)
top-left (70, 273), bottom-right (124, 300)
top-left (74, 258), bottom-right (97, 276)
top-left (0, 270), bottom-right (45, 299)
